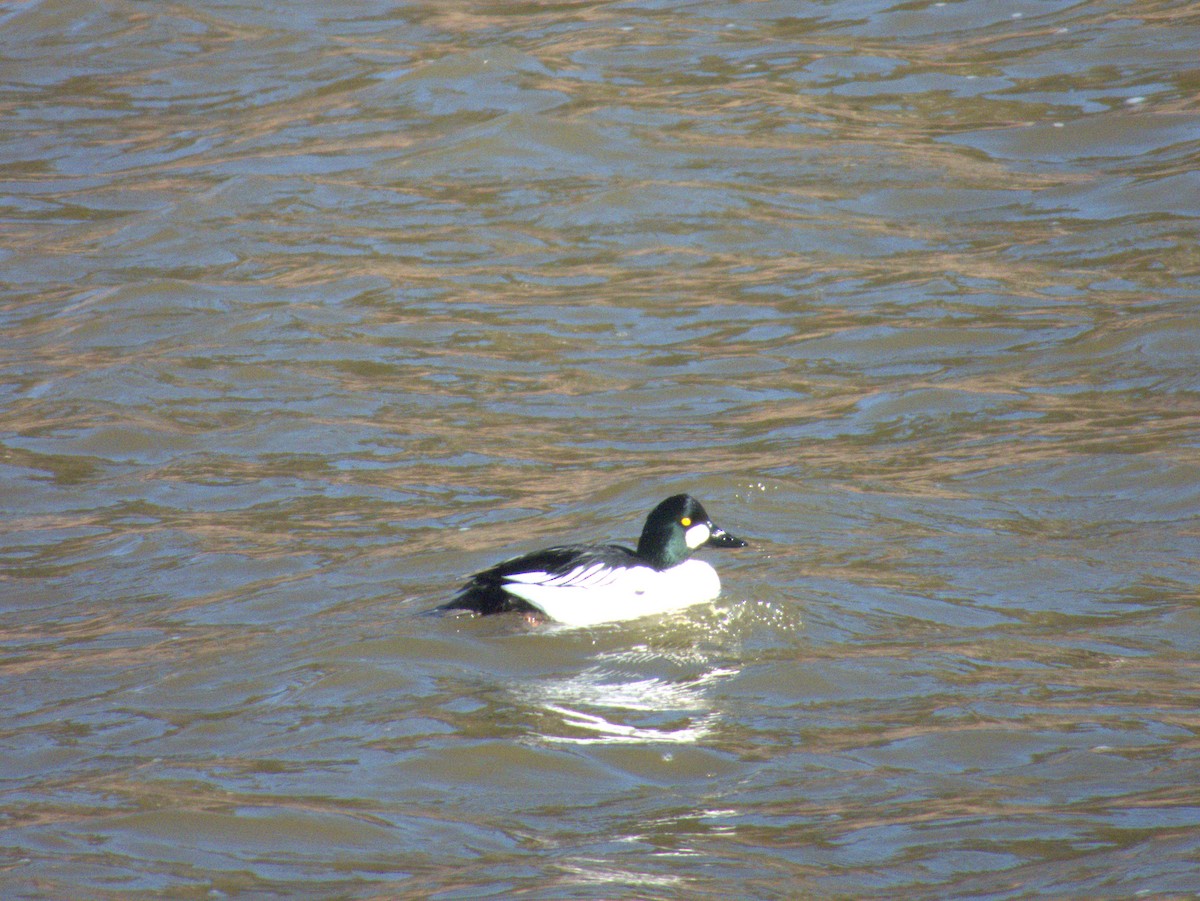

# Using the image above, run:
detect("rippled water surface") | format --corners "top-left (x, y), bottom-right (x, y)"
top-left (3, 0), bottom-right (1199, 896)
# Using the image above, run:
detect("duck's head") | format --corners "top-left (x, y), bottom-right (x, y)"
top-left (636, 494), bottom-right (748, 570)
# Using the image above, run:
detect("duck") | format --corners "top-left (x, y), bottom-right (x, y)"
top-left (440, 494), bottom-right (747, 627)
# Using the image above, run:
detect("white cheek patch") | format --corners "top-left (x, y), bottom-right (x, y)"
top-left (684, 522), bottom-right (711, 549)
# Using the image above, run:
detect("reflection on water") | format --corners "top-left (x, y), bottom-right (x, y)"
top-left (3, 0), bottom-right (1200, 896)
top-left (526, 655), bottom-right (739, 746)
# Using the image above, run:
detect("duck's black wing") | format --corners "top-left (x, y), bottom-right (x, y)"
top-left (440, 543), bottom-right (640, 616)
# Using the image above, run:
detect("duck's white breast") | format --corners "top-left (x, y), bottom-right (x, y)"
top-left (504, 559), bottom-right (722, 627)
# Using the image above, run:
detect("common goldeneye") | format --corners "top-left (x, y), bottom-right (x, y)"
top-left (440, 494), bottom-right (747, 626)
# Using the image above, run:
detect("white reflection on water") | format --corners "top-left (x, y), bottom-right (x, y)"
top-left (557, 862), bottom-right (686, 892)
top-left (522, 663), bottom-right (740, 745)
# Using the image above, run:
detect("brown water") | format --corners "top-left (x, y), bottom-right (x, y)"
top-left (3, 0), bottom-right (1199, 897)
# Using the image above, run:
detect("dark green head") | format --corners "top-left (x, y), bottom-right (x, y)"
top-left (636, 494), bottom-right (747, 570)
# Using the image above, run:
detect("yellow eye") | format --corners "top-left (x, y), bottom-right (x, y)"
top-left (680, 517), bottom-right (692, 527)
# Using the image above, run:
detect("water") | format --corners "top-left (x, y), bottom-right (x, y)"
top-left (3, 0), bottom-right (1198, 896)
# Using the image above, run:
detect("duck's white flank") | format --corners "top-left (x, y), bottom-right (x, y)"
top-left (502, 559), bottom-right (722, 627)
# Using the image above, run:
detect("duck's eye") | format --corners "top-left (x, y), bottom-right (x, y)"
top-left (680, 517), bottom-right (692, 527)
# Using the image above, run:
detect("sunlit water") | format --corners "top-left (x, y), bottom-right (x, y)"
top-left (3, 0), bottom-right (1198, 897)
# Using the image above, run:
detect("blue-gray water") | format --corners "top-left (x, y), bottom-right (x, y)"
top-left (3, 0), bottom-right (1198, 897)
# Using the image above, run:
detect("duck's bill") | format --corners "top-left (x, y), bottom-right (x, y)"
top-left (705, 526), bottom-right (748, 548)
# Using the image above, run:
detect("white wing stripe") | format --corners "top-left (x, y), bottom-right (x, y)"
top-left (504, 562), bottom-right (629, 589)
top-left (504, 570), bottom-right (555, 585)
